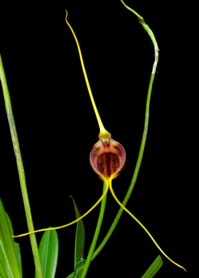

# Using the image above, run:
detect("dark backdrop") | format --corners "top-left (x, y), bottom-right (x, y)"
top-left (0, 1), bottom-right (194, 277)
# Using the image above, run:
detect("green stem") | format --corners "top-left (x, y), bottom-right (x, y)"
top-left (0, 54), bottom-right (43, 278)
top-left (80, 182), bottom-right (107, 278)
top-left (67, 183), bottom-right (107, 278)
top-left (92, 0), bottom-right (159, 260)
top-left (66, 2), bottom-right (158, 277)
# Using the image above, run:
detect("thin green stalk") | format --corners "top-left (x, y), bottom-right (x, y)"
top-left (92, 0), bottom-right (159, 259)
top-left (80, 182), bottom-right (107, 278)
top-left (67, 183), bottom-right (107, 278)
top-left (0, 54), bottom-right (43, 278)
top-left (66, 2), bottom-right (158, 277)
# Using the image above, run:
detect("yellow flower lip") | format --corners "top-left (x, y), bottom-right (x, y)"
top-left (89, 137), bottom-right (126, 181)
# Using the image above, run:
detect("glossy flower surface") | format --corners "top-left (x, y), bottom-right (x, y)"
top-left (90, 137), bottom-right (126, 181)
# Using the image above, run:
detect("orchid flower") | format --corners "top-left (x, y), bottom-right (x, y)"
top-left (13, 9), bottom-right (186, 273)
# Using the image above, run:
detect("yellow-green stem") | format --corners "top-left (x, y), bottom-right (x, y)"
top-left (0, 54), bottom-right (43, 278)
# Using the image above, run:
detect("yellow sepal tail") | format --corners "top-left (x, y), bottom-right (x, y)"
top-left (109, 180), bottom-right (186, 272)
top-left (13, 182), bottom-right (109, 238)
top-left (65, 10), bottom-right (108, 138)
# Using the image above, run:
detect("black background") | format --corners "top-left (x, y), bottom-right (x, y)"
top-left (0, 0), bottom-right (195, 277)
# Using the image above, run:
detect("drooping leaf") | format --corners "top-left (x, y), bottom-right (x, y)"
top-left (35, 230), bottom-right (58, 278)
top-left (70, 196), bottom-right (85, 278)
top-left (141, 255), bottom-right (163, 278)
top-left (0, 199), bottom-right (22, 278)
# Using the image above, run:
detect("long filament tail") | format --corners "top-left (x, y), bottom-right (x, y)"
top-left (109, 181), bottom-right (186, 272)
top-left (13, 182), bottom-right (109, 238)
top-left (65, 11), bottom-right (107, 136)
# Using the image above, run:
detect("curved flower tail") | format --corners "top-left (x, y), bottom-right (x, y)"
top-left (109, 181), bottom-right (186, 272)
top-left (13, 183), bottom-right (109, 238)
top-left (65, 10), bottom-right (108, 136)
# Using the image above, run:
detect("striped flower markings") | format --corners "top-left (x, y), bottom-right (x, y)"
top-left (90, 132), bottom-right (126, 183)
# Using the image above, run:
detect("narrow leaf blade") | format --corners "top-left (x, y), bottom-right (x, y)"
top-left (0, 261), bottom-right (9, 278)
top-left (13, 243), bottom-right (22, 278)
top-left (5, 214), bottom-right (22, 277)
top-left (141, 255), bottom-right (163, 278)
top-left (70, 196), bottom-right (85, 274)
top-left (35, 230), bottom-right (59, 278)
top-left (0, 200), bottom-right (21, 278)
top-left (0, 243), bottom-right (13, 278)
top-left (5, 213), bottom-right (14, 236)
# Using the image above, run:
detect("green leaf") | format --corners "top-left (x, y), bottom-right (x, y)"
top-left (5, 214), bottom-right (22, 278)
top-left (66, 264), bottom-right (84, 278)
top-left (13, 243), bottom-right (22, 278)
top-left (35, 230), bottom-right (58, 278)
top-left (0, 199), bottom-right (22, 278)
top-left (0, 243), bottom-right (16, 278)
top-left (70, 196), bottom-right (85, 278)
top-left (141, 255), bottom-right (163, 278)
top-left (5, 214), bottom-right (14, 236)
top-left (0, 261), bottom-right (9, 278)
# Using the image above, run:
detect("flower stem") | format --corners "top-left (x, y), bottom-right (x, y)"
top-left (65, 3), bottom-right (158, 277)
top-left (92, 0), bottom-right (159, 260)
top-left (66, 183), bottom-right (107, 278)
top-left (0, 54), bottom-right (43, 278)
top-left (80, 182), bottom-right (107, 278)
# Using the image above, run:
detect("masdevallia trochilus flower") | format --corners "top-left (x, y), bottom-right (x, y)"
top-left (14, 10), bottom-right (186, 272)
